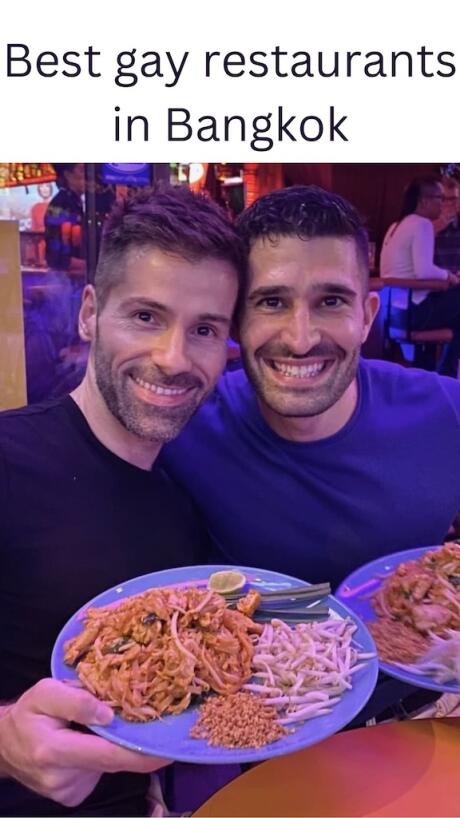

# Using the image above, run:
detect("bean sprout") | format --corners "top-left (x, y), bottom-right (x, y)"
top-left (244, 617), bottom-right (374, 724)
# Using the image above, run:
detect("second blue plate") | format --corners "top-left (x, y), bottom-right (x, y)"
top-left (336, 546), bottom-right (460, 695)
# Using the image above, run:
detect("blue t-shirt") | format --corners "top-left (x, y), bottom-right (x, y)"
top-left (162, 359), bottom-right (460, 590)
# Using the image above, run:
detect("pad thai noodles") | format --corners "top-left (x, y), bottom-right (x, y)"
top-left (64, 586), bottom-right (261, 722)
top-left (393, 630), bottom-right (460, 684)
top-left (370, 542), bottom-right (460, 664)
top-left (63, 580), bottom-right (373, 745)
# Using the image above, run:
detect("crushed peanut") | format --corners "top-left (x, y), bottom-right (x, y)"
top-left (190, 690), bottom-right (287, 748)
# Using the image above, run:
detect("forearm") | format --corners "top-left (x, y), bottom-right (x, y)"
top-left (415, 262), bottom-right (449, 281)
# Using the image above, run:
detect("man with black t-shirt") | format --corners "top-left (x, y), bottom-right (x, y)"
top-left (0, 187), bottom-right (244, 817)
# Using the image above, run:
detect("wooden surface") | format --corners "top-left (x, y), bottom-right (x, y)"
top-left (377, 277), bottom-right (450, 290)
top-left (368, 276), bottom-right (385, 291)
top-left (194, 718), bottom-right (460, 817)
top-left (0, 221), bottom-right (27, 409)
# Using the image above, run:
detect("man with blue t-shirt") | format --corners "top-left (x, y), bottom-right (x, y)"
top-left (163, 184), bottom-right (460, 587)
top-left (162, 185), bottom-right (460, 719)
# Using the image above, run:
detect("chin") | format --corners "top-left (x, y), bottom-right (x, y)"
top-left (269, 400), bottom-right (331, 418)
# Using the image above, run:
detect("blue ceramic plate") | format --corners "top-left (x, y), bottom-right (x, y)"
top-left (336, 546), bottom-right (460, 695)
top-left (51, 564), bottom-right (378, 763)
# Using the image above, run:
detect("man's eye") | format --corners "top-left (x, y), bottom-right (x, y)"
top-left (195, 325), bottom-right (216, 337)
top-left (135, 311), bottom-right (153, 322)
top-left (258, 297), bottom-right (283, 309)
top-left (322, 296), bottom-right (344, 308)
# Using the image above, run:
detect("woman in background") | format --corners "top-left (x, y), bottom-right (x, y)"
top-left (381, 175), bottom-right (460, 377)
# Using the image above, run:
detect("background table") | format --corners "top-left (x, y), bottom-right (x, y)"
top-left (194, 718), bottom-right (460, 817)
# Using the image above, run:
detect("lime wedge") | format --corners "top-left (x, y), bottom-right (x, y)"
top-left (208, 570), bottom-right (246, 594)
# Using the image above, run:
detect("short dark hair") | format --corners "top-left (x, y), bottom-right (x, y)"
top-left (95, 186), bottom-right (246, 309)
top-left (236, 185), bottom-right (369, 287)
top-left (398, 174), bottom-right (441, 221)
top-left (52, 163), bottom-right (81, 186)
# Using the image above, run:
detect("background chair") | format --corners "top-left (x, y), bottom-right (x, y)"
top-left (380, 277), bottom-right (452, 370)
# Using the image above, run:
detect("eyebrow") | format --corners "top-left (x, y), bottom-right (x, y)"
top-left (119, 297), bottom-right (231, 325)
top-left (197, 313), bottom-right (232, 326)
top-left (247, 282), bottom-right (359, 301)
top-left (247, 285), bottom-right (293, 302)
top-left (120, 297), bottom-right (169, 312)
top-left (309, 282), bottom-right (359, 298)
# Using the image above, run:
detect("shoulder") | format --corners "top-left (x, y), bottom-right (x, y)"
top-left (46, 189), bottom-right (67, 210)
top-left (0, 398), bottom-right (73, 461)
top-left (382, 218), bottom-right (418, 248)
top-left (408, 214), bottom-right (433, 238)
top-left (215, 367), bottom-right (252, 404)
top-left (360, 359), bottom-right (460, 415)
top-left (383, 222), bottom-right (397, 242)
top-left (161, 369), bottom-right (253, 463)
top-left (0, 397), bottom-right (69, 429)
top-left (0, 401), bottom-right (68, 511)
top-left (396, 214), bottom-right (430, 235)
top-left (187, 368), bottom-right (253, 428)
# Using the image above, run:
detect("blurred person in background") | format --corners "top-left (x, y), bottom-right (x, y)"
top-left (45, 163), bottom-right (86, 273)
top-left (380, 175), bottom-right (460, 377)
top-left (434, 176), bottom-right (460, 273)
top-left (30, 182), bottom-right (53, 233)
top-left (27, 164), bottom-right (88, 403)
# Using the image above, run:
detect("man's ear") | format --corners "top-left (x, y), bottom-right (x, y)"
top-left (362, 291), bottom-right (380, 343)
top-left (78, 285), bottom-right (98, 342)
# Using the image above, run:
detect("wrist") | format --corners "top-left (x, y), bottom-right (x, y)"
top-left (0, 704), bottom-right (14, 778)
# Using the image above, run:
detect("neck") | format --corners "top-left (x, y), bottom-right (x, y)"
top-left (259, 378), bottom-right (358, 443)
top-left (71, 363), bottom-right (161, 471)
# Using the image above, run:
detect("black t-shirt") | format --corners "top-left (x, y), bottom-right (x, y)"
top-left (0, 396), bottom-right (209, 817)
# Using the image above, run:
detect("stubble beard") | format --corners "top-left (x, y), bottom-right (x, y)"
top-left (240, 345), bottom-right (360, 419)
top-left (93, 340), bottom-right (205, 444)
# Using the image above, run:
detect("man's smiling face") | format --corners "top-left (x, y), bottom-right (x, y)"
top-left (239, 234), bottom-right (379, 422)
top-left (88, 245), bottom-right (238, 443)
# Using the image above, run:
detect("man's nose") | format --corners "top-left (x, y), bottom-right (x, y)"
top-left (150, 326), bottom-right (192, 373)
top-left (280, 309), bottom-right (321, 354)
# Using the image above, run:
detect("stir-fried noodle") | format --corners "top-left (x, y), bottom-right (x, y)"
top-left (64, 586), bottom-right (260, 722)
top-left (64, 581), bottom-right (374, 741)
top-left (370, 542), bottom-right (460, 665)
top-left (394, 630), bottom-right (460, 684)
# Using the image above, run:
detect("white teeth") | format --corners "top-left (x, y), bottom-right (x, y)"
top-left (272, 361), bottom-right (325, 378)
top-left (133, 376), bottom-right (188, 396)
